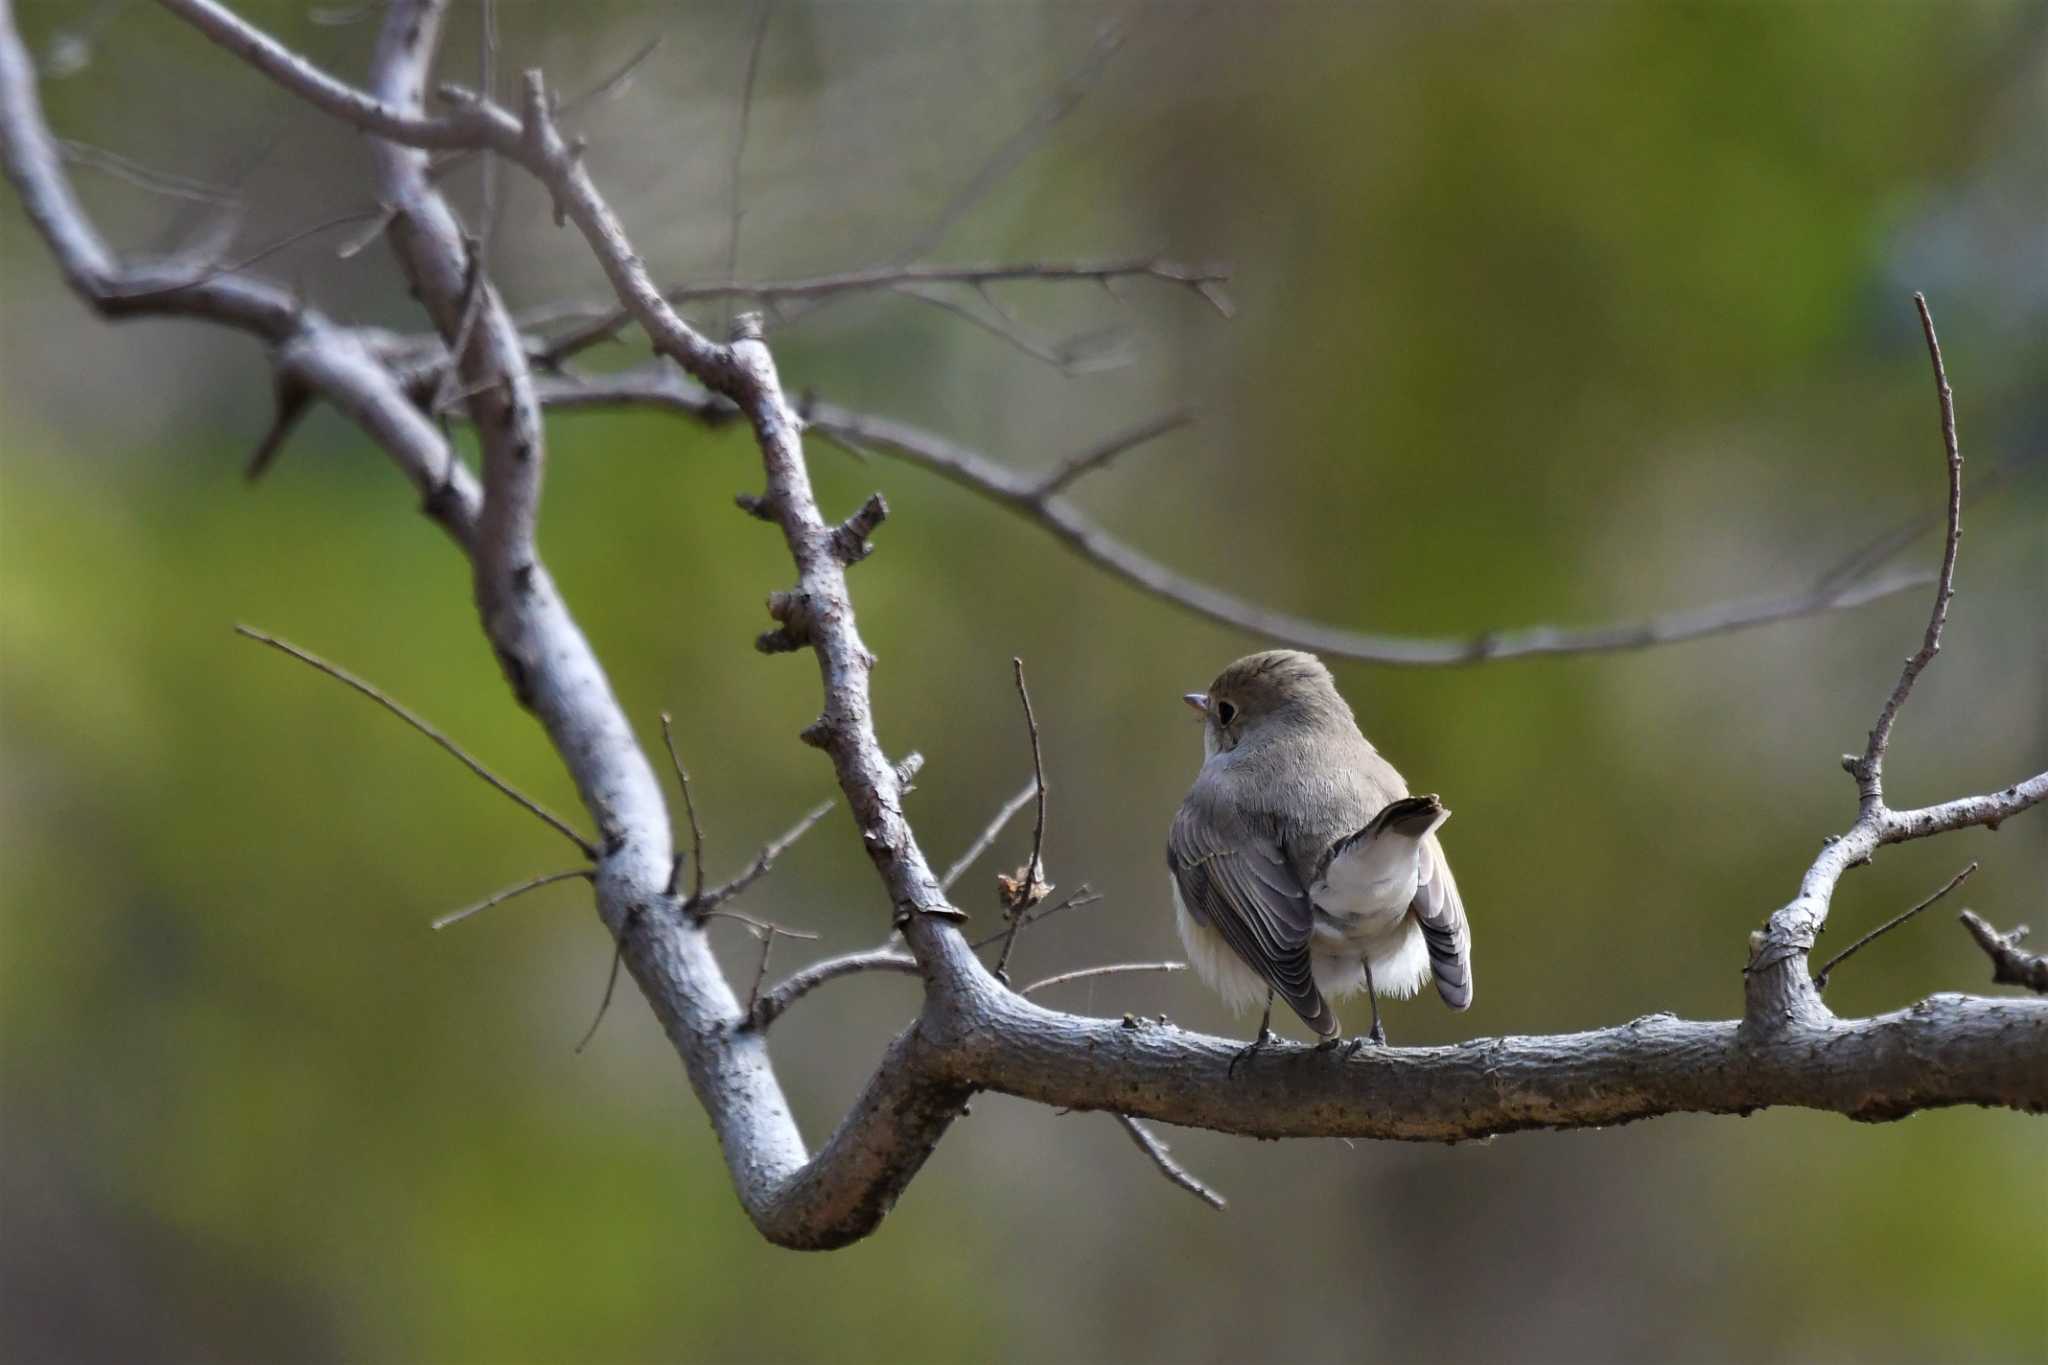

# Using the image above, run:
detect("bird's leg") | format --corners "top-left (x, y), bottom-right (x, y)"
top-left (1345, 958), bottom-right (1389, 1054)
top-left (1365, 956), bottom-right (1388, 1045)
top-left (1230, 989), bottom-right (1279, 1076)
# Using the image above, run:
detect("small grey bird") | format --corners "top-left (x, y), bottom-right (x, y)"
top-left (1167, 650), bottom-right (1472, 1052)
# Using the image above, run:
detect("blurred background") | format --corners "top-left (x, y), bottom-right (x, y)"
top-left (4, 2), bottom-right (2045, 1361)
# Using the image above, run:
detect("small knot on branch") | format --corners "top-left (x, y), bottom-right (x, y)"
top-left (798, 718), bottom-right (832, 750)
top-left (832, 492), bottom-right (889, 564)
top-left (729, 311), bottom-right (766, 345)
top-left (735, 491), bottom-right (776, 522)
top-left (756, 590), bottom-right (815, 653)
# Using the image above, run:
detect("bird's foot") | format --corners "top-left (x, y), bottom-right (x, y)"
top-left (1228, 1027), bottom-right (1279, 1077)
top-left (1344, 1027), bottom-right (1389, 1056)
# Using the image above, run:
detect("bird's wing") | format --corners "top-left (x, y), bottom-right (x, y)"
top-left (1411, 831), bottom-right (1473, 1010)
top-left (1168, 797), bottom-right (1335, 1035)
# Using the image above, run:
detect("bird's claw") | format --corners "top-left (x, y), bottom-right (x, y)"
top-left (1228, 1028), bottom-right (1279, 1077)
top-left (1343, 1029), bottom-right (1388, 1057)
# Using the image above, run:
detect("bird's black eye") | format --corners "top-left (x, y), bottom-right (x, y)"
top-left (1216, 701), bottom-right (1237, 726)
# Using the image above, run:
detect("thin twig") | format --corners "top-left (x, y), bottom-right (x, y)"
top-left (795, 398), bottom-right (1937, 667)
top-left (1810, 450), bottom-right (2041, 598)
top-left (696, 797), bottom-right (837, 912)
top-left (939, 778), bottom-right (1039, 892)
top-left (1854, 293), bottom-right (1965, 803)
top-left (109, 208), bottom-right (383, 303)
top-left (1035, 409), bottom-right (1196, 497)
top-left (1114, 1114), bottom-right (1226, 1210)
top-left (901, 14), bottom-right (1128, 262)
top-left (1020, 961), bottom-right (1186, 997)
top-left (760, 10), bottom-right (1138, 335)
top-left (747, 931), bottom-right (777, 1014)
top-left (1957, 911), bottom-right (2048, 993)
top-left (527, 367), bottom-right (1936, 666)
top-left (234, 625), bottom-right (598, 857)
top-left (660, 711), bottom-right (706, 903)
top-left (563, 33), bottom-right (664, 113)
top-left (58, 137), bottom-right (237, 204)
top-left (722, 0), bottom-right (773, 336)
top-left (432, 867), bottom-right (593, 930)
top-left (1812, 863), bottom-right (1978, 990)
top-left (532, 257), bottom-right (1226, 367)
top-left (970, 884), bottom-right (1101, 951)
top-left (575, 933), bottom-right (628, 1053)
top-left (992, 658), bottom-right (1052, 982)
top-left (748, 948), bottom-right (921, 1030)
top-left (892, 281), bottom-right (1133, 373)
top-left (698, 907), bottom-right (819, 941)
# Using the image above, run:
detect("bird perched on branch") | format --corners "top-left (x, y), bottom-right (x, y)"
top-left (1167, 650), bottom-right (1472, 1056)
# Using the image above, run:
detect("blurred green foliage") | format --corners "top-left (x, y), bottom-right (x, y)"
top-left (3, 2), bottom-right (2043, 1362)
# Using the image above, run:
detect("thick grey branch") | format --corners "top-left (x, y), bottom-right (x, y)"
top-left (933, 991), bottom-right (2048, 1136)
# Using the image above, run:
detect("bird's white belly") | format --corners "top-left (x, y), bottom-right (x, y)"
top-left (1308, 840), bottom-right (1431, 1001)
top-left (1310, 854), bottom-right (1419, 946)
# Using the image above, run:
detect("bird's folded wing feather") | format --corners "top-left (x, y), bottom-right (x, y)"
top-left (1412, 833), bottom-right (1473, 1009)
top-left (1168, 801), bottom-right (1334, 1034)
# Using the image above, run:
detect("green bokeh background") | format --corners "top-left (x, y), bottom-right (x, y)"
top-left (3, 3), bottom-right (2044, 1362)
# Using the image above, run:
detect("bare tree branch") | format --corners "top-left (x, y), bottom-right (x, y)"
top-left (970, 884), bottom-right (1104, 950)
top-left (750, 949), bottom-right (922, 1031)
top-left (658, 712), bottom-right (707, 901)
top-left (521, 365), bottom-right (1936, 667)
top-left (721, 0), bottom-right (772, 334)
top-left (1850, 292), bottom-right (1965, 809)
top-left (433, 868), bottom-right (594, 931)
top-left (1744, 295), bottom-right (2043, 1031)
top-left (695, 796), bottom-right (836, 913)
top-left (1035, 409), bottom-right (1197, 497)
top-left (533, 258), bottom-right (1227, 367)
top-left (943, 993), bottom-right (2046, 1138)
top-left (992, 657), bottom-right (1052, 982)
top-left (1959, 911), bottom-right (2048, 993)
top-left (1021, 962), bottom-right (1187, 998)
top-left (1114, 1114), bottom-right (1226, 1211)
top-left (58, 136), bottom-right (236, 204)
top-left (898, 12), bottom-right (1128, 263)
top-left (234, 625), bottom-right (598, 858)
top-left (940, 778), bottom-right (1041, 894)
top-left (1811, 863), bottom-right (1977, 991)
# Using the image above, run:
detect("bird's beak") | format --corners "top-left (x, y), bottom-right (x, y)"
top-left (1182, 692), bottom-right (1209, 715)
